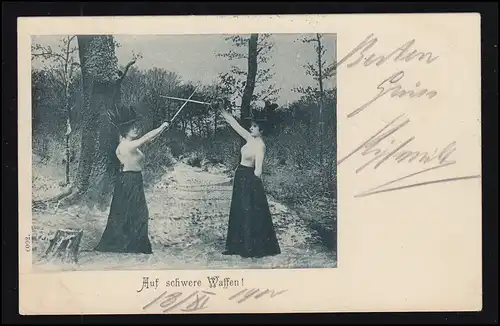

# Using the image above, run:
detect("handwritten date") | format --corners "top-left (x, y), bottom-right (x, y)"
top-left (228, 288), bottom-right (288, 303)
top-left (142, 288), bottom-right (288, 313)
top-left (143, 290), bottom-right (215, 313)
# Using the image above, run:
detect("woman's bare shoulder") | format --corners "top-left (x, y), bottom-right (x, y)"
top-left (117, 140), bottom-right (133, 153)
top-left (256, 139), bottom-right (266, 151)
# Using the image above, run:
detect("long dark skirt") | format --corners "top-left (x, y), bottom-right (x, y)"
top-left (224, 165), bottom-right (281, 258)
top-left (95, 171), bottom-right (152, 254)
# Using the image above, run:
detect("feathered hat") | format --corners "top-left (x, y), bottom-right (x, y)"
top-left (246, 102), bottom-right (274, 124)
top-left (244, 109), bottom-right (269, 134)
top-left (244, 108), bottom-right (269, 122)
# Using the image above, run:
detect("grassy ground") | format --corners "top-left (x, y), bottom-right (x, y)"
top-left (32, 156), bottom-right (337, 272)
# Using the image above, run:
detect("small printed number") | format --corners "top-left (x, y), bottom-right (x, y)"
top-left (24, 235), bottom-right (31, 252)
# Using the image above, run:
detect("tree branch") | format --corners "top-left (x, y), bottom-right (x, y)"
top-left (117, 59), bottom-right (136, 82)
top-left (32, 51), bottom-right (67, 63)
top-left (122, 60), bottom-right (136, 77)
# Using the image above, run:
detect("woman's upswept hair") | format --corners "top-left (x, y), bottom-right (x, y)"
top-left (107, 104), bottom-right (141, 137)
top-left (245, 109), bottom-right (269, 135)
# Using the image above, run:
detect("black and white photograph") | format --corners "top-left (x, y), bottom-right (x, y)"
top-left (13, 11), bottom-right (487, 317)
top-left (30, 33), bottom-right (338, 271)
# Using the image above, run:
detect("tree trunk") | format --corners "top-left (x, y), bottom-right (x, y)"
top-left (64, 106), bottom-right (71, 186)
top-left (240, 34), bottom-right (258, 131)
top-left (57, 35), bottom-right (125, 209)
top-left (92, 61), bottom-right (128, 210)
top-left (71, 35), bottom-right (98, 203)
top-left (203, 118), bottom-right (207, 138)
top-left (87, 88), bottom-right (121, 210)
top-left (41, 229), bottom-right (83, 264)
top-left (63, 36), bottom-right (73, 186)
top-left (214, 111), bottom-right (218, 137)
top-left (65, 133), bottom-right (70, 184)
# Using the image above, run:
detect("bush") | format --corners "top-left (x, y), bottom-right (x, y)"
top-left (142, 139), bottom-right (176, 186)
top-left (33, 129), bottom-right (82, 165)
top-left (182, 123), bottom-right (337, 205)
top-left (181, 131), bottom-right (241, 170)
top-left (187, 154), bottom-right (202, 168)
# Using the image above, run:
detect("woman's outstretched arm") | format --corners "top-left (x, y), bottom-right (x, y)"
top-left (218, 106), bottom-right (251, 140)
top-left (128, 121), bottom-right (170, 149)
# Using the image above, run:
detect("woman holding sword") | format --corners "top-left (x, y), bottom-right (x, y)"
top-left (94, 104), bottom-right (174, 255)
top-left (161, 95), bottom-right (282, 258)
top-left (214, 100), bottom-right (281, 259)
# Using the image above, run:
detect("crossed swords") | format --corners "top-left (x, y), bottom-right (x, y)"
top-left (162, 89), bottom-right (213, 125)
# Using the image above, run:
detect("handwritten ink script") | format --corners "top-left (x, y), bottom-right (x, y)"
top-left (137, 276), bottom-right (288, 313)
top-left (143, 289), bottom-right (215, 313)
top-left (335, 33), bottom-right (439, 70)
top-left (336, 33), bottom-right (481, 197)
top-left (349, 70), bottom-right (438, 119)
top-left (142, 288), bottom-right (288, 313)
top-left (228, 288), bottom-right (289, 303)
top-left (334, 33), bottom-right (440, 119)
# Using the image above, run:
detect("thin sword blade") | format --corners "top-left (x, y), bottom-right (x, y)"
top-left (161, 96), bottom-right (211, 106)
top-left (169, 87), bottom-right (198, 123)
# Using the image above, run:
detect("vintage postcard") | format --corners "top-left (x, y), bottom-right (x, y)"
top-left (18, 14), bottom-right (482, 314)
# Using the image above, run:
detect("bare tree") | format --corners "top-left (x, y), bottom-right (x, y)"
top-left (294, 33), bottom-right (336, 164)
top-left (33, 35), bottom-right (140, 210)
top-left (143, 68), bottom-right (183, 126)
top-left (216, 33), bottom-right (280, 124)
top-left (240, 34), bottom-right (258, 130)
top-left (32, 36), bottom-right (80, 185)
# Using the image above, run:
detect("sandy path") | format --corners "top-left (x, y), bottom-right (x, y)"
top-left (32, 162), bottom-right (336, 272)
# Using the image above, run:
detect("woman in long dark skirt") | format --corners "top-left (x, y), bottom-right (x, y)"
top-left (217, 103), bottom-right (281, 258)
top-left (95, 105), bottom-right (170, 254)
